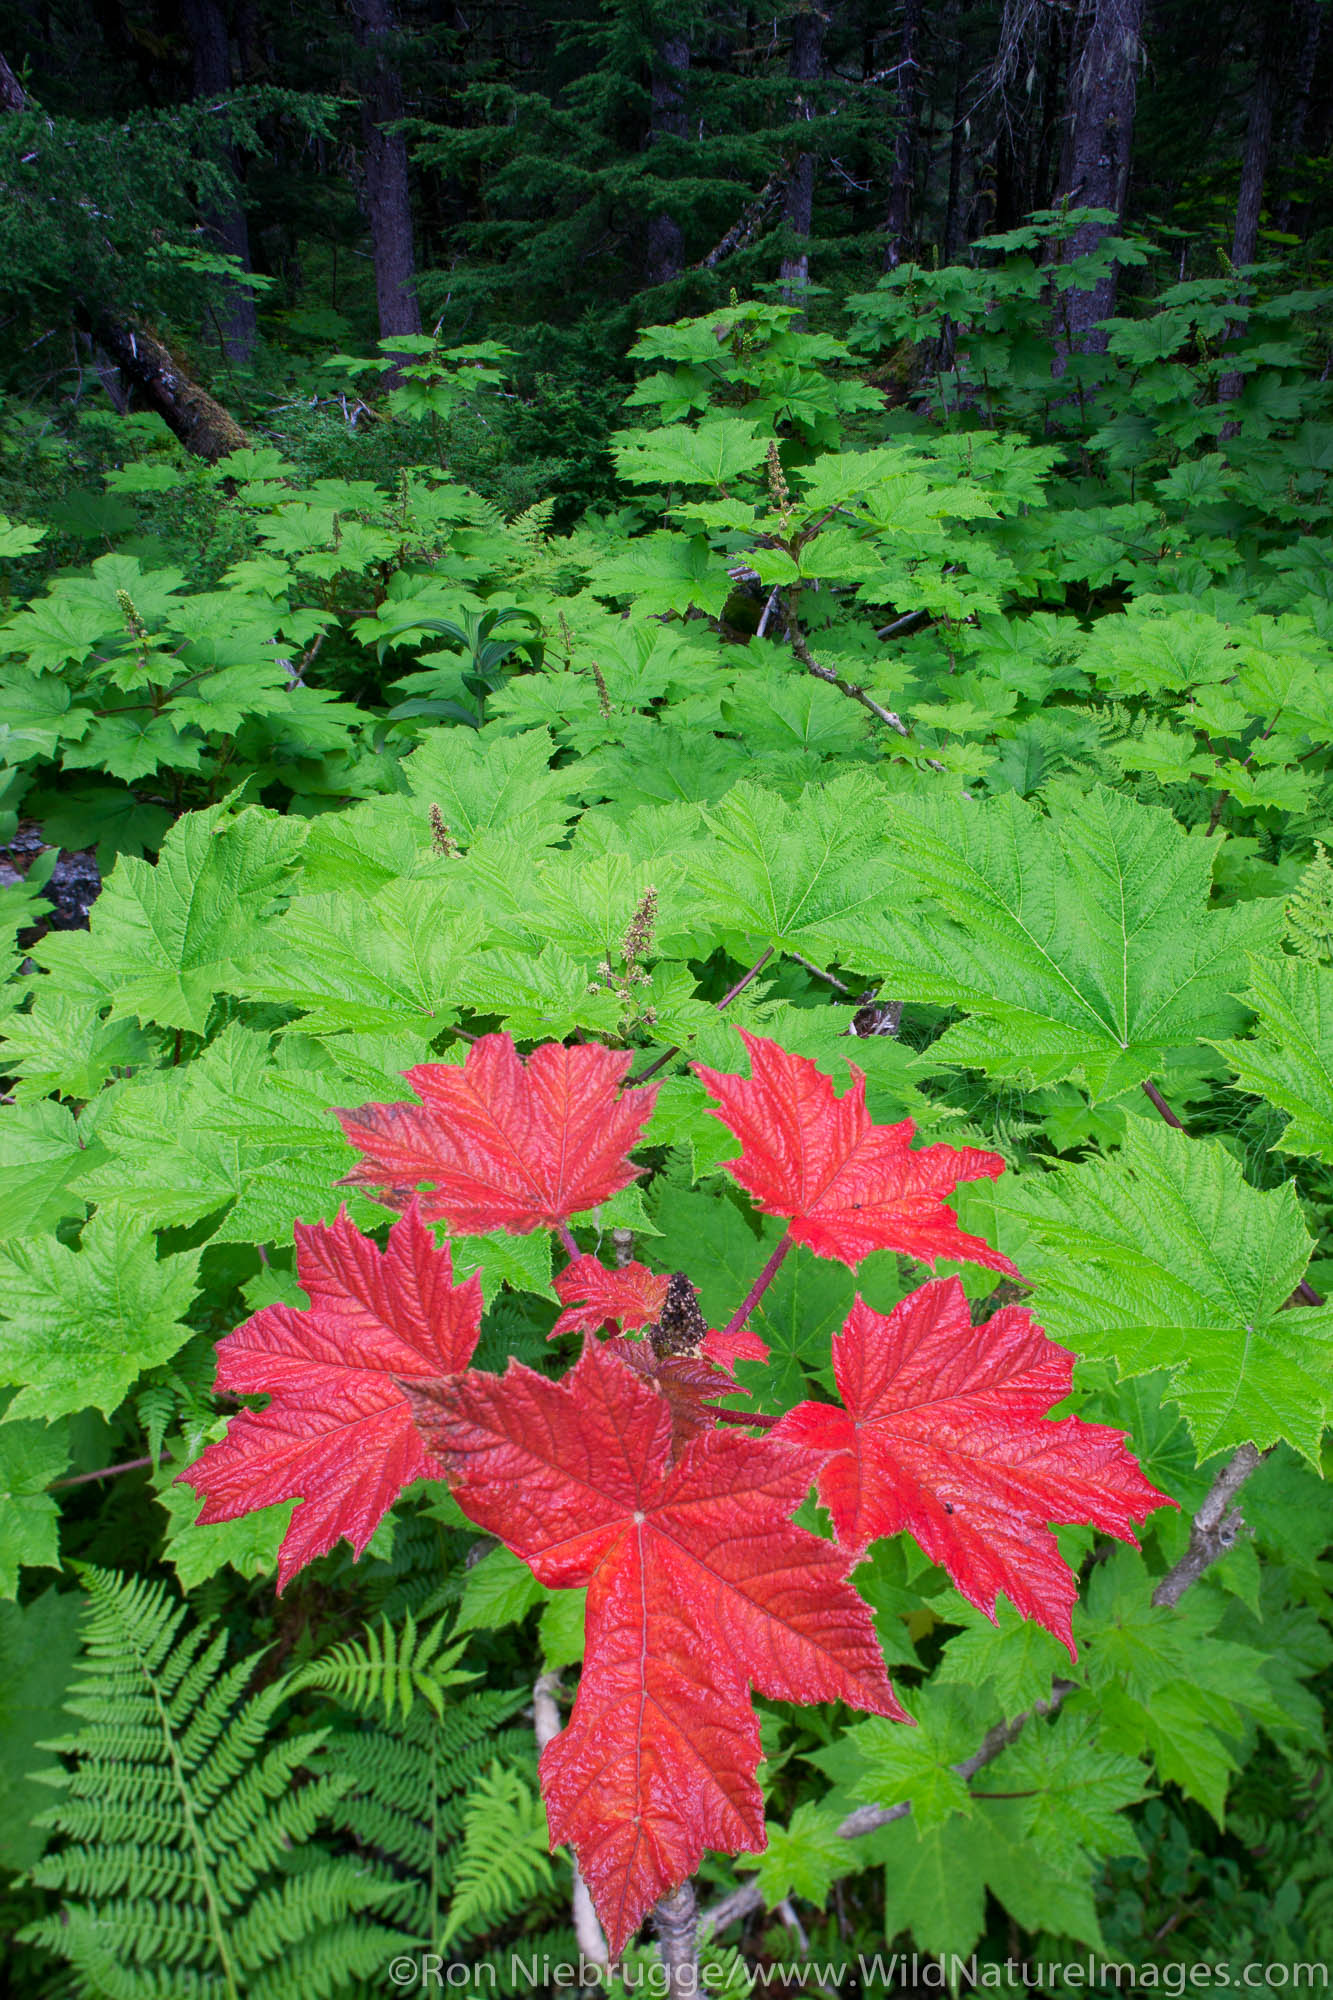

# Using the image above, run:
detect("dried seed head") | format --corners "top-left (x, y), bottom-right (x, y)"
top-left (429, 805), bottom-right (460, 858)
top-left (590, 659), bottom-right (612, 719)
top-left (622, 886), bottom-right (658, 972)
top-left (766, 440), bottom-right (791, 522)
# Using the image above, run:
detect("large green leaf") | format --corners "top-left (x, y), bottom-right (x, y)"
top-left (872, 784), bottom-right (1281, 1099)
top-left (1212, 954), bottom-right (1333, 1163)
top-left (1001, 1122), bottom-right (1333, 1459)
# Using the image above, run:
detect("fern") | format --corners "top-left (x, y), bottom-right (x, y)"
top-left (316, 1683), bottom-right (536, 1946)
top-left (291, 1609), bottom-right (473, 1722)
top-left (1284, 843), bottom-right (1333, 964)
top-left (440, 1761), bottom-right (557, 1944)
top-left (19, 1566), bottom-right (398, 2000)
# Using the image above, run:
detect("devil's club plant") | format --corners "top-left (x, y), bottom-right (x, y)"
top-left (183, 1028), bottom-right (1169, 1953)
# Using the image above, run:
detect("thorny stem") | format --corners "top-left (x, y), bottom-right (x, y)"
top-left (628, 948), bottom-right (775, 1086)
top-left (557, 1222), bottom-right (580, 1259)
top-left (699, 1434), bottom-right (1273, 1945)
top-left (719, 1233), bottom-right (793, 1344)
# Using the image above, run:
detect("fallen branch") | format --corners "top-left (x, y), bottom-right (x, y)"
top-left (533, 1671), bottom-right (609, 1968)
top-left (696, 171), bottom-right (788, 269)
top-left (786, 620), bottom-right (911, 738)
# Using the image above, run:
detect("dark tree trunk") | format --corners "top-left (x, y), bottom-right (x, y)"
top-left (942, 9), bottom-right (970, 263)
top-left (644, 36), bottom-right (689, 287)
top-left (349, 0), bottom-right (421, 349)
top-left (1230, 10), bottom-right (1280, 268)
top-left (0, 46), bottom-right (23, 111)
top-left (1219, 7), bottom-right (1282, 427)
top-left (1275, 0), bottom-right (1324, 231)
top-left (884, 0), bottom-right (922, 267)
top-left (1055, 0), bottom-right (1145, 356)
top-left (780, 3), bottom-right (830, 301)
top-left (91, 318), bottom-right (250, 461)
top-left (182, 0), bottom-right (257, 364)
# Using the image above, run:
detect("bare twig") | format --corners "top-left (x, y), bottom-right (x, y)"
top-left (756, 585), bottom-right (782, 640)
top-left (50, 1453), bottom-right (160, 1489)
top-left (534, 1672), bottom-right (609, 1968)
top-left (874, 608), bottom-right (929, 641)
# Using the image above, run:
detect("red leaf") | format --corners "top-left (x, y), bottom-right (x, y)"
top-left (550, 1255), bottom-right (669, 1339)
top-left (694, 1031), bottom-right (1016, 1271)
top-left (773, 1279), bottom-right (1172, 1652)
top-left (337, 1034), bottom-right (656, 1234)
top-left (606, 1337), bottom-right (741, 1452)
top-left (180, 1204), bottom-right (481, 1589)
top-left (407, 1338), bottom-right (903, 1952)
top-left (700, 1325), bottom-right (770, 1378)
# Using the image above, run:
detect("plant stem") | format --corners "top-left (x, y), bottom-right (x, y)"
top-left (51, 1453), bottom-right (159, 1489)
top-left (628, 948), bottom-right (775, 1085)
top-left (652, 1881), bottom-right (699, 2000)
top-left (1141, 1078), bottom-right (1184, 1127)
top-left (557, 1222), bottom-right (580, 1258)
top-left (719, 1233), bottom-right (793, 1343)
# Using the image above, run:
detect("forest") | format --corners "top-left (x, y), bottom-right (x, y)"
top-left (1, 1), bottom-right (1332, 1996)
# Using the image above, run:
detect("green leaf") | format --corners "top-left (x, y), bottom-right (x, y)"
top-left (539, 1589), bottom-right (587, 1670)
top-left (936, 1598), bottom-right (1070, 1712)
top-left (0, 1100), bottom-right (101, 1240)
top-left (1212, 955), bottom-right (1333, 1164)
top-left (739, 1801), bottom-right (851, 1908)
top-left (1001, 1121), bottom-right (1333, 1460)
top-left (0, 1587), bottom-right (81, 1871)
top-left (402, 724), bottom-right (578, 848)
top-left (0, 1210), bottom-right (200, 1421)
top-left (33, 800), bottom-right (306, 1033)
top-left (455, 1546), bottom-right (547, 1632)
top-left (874, 785), bottom-right (1281, 1099)
top-left (0, 1419), bottom-right (69, 1596)
top-left (985, 1710), bottom-right (1145, 1871)
top-left (611, 419), bottom-right (769, 490)
top-left (154, 1466), bottom-right (295, 1591)
top-left (692, 773), bottom-right (898, 968)
top-left (238, 880), bottom-right (473, 1035)
top-left (843, 1684), bottom-right (1001, 1832)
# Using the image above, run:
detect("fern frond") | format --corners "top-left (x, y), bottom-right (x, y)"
top-left (440, 1762), bottom-right (557, 1945)
top-left (291, 1608), bottom-right (474, 1722)
top-left (1285, 843), bottom-right (1333, 963)
top-left (19, 1566), bottom-right (400, 1997)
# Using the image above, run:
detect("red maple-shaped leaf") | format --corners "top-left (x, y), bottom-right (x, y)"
top-left (180, 1204), bottom-right (481, 1590)
top-left (773, 1279), bottom-right (1172, 1652)
top-left (700, 1324), bottom-right (770, 1378)
top-left (337, 1034), bottom-right (656, 1234)
top-left (605, 1337), bottom-right (741, 1452)
top-left (694, 1031), bottom-right (1016, 1271)
top-left (550, 1255), bottom-right (669, 1339)
top-left (407, 1338), bottom-right (902, 1952)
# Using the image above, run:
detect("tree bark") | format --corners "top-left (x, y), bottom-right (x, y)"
top-left (349, 0), bottom-right (422, 349)
top-left (644, 36), bottom-right (690, 287)
top-left (941, 7), bottom-right (971, 263)
top-left (780, 3), bottom-right (831, 302)
top-left (1219, 7), bottom-right (1282, 427)
top-left (1275, 0), bottom-right (1324, 232)
top-left (1055, 0), bottom-right (1145, 356)
top-left (182, 0), bottom-right (258, 364)
top-left (884, 0), bottom-right (922, 267)
top-left (91, 317), bottom-right (249, 461)
top-left (0, 46), bottom-right (23, 112)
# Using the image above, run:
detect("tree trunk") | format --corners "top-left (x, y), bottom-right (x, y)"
top-left (1055, 0), bottom-right (1145, 356)
top-left (884, 0), bottom-right (922, 267)
top-left (644, 36), bottom-right (689, 287)
top-left (1277, 0), bottom-right (1326, 234)
top-left (780, 3), bottom-right (830, 302)
top-left (0, 47), bottom-right (23, 112)
top-left (1218, 7), bottom-right (1282, 428)
top-left (942, 8), bottom-right (970, 263)
top-left (1230, 11), bottom-right (1280, 269)
top-left (91, 318), bottom-right (249, 461)
top-left (349, 0), bottom-right (422, 349)
top-left (182, 0), bottom-right (258, 364)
